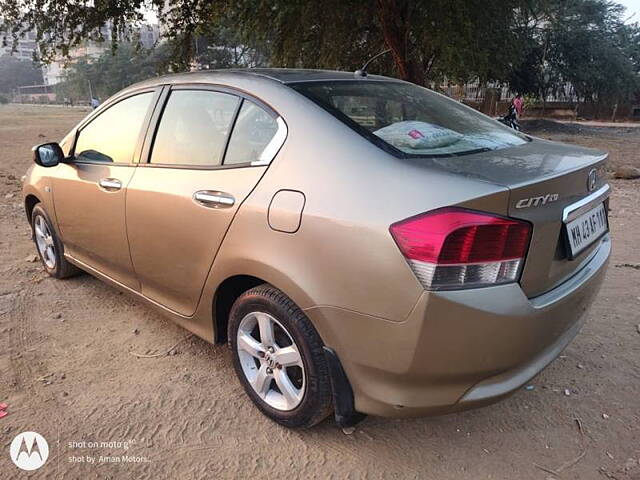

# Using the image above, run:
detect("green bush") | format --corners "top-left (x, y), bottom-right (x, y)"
top-left (0, 95), bottom-right (9, 104)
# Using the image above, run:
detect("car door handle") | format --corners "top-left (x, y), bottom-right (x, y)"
top-left (98, 178), bottom-right (122, 191)
top-left (193, 190), bottom-right (235, 208)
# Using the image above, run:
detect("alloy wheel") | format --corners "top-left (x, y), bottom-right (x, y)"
top-left (34, 215), bottom-right (56, 269)
top-left (236, 311), bottom-right (305, 411)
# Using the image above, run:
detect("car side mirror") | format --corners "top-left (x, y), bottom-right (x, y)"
top-left (32, 142), bottom-right (64, 167)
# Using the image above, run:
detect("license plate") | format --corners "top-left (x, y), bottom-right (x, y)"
top-left (565, 203), bottom-right (608, 258)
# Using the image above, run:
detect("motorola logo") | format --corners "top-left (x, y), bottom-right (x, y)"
top-left (10, 431), bottom-right (49, 471)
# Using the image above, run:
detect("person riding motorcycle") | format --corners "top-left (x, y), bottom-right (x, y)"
top-left (499, 94), bottom-right (522, 131)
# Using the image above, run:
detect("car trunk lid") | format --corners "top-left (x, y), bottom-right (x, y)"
top-left (421, 138), bottom-right (609, 297)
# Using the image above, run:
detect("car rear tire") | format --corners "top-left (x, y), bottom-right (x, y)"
top-left (228, 284), bottom-right (333, 428)
top-left (31, 204), bottom-right (80, 279)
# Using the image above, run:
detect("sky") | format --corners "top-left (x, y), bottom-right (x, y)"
top-left (618, 0), bottom-right (640, 21)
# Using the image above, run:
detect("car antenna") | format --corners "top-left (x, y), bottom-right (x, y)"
top-left (354, 49), bottom-right (391, 78)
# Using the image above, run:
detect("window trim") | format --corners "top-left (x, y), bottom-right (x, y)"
top-left (139, 83), bottom-right (287, 171)
top-left (219, 97), bottom-right (245, 166)
top-left (249, 117), bottom-right (288, 166)
top-left (70, 87), bottom-right (161, 166)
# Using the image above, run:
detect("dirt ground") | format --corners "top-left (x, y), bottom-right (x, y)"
top-left (0, 104), bottom-right (638, 479)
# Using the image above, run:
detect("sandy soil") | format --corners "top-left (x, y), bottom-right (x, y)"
top-left (0, 105), bottom-right (639, 479)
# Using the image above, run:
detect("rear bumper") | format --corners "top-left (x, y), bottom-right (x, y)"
top-left (306, 235), bottom-right (610, 418)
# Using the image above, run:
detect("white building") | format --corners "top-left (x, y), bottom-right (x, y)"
top-left (3, 22), bottom-right (161, 86)
top-left (0, 29), bottom-right (38, 60)
top-left (41, 23), bottom-right (161, 86)
top-left (42, 43), bottom-right (108, 85)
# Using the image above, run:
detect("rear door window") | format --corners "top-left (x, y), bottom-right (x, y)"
top-left (150, 90), bottom-right (239, 167)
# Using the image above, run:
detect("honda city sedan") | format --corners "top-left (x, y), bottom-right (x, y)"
top-left (23, 69), bottom-right (611, 428)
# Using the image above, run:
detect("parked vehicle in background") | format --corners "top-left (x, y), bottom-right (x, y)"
top-left (23, 69), bottom-right (610, 428)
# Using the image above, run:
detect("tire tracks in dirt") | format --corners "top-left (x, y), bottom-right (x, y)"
top-left (5, 273), bottom-right (69, 476)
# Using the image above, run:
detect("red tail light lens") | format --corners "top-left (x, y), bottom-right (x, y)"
top-left (390, 208), bottom-right (531, 290)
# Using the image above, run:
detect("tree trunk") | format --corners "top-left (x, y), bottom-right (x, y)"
top-left (376, 0), bottom-right (424, 85)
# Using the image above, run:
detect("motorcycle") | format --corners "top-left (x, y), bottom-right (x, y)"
top-left (497, 104), bottom-right (521, 131)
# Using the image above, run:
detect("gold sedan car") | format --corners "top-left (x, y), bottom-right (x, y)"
top-left (23, 69), bottom-right (611, 428)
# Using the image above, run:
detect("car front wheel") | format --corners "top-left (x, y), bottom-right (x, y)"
top-left (228, 284), bottom-right (333, 428)
top-left (31, 204), bottom-right (79, 279)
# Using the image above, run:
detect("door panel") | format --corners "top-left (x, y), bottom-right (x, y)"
top-left (126, 166), bottom-right (267, 315)
top-left (126, 87), bottom-right (283, 315)
top-left (53, 163), bottom-right (139, 289)
top-left (50, 89), bottom-right (158, 289)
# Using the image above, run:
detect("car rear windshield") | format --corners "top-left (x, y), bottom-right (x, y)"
top-left (289, 80), bottom-right (527, 158)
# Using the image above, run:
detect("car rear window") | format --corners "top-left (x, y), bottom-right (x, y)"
top-left (289, 80), bottom-right (527, 158)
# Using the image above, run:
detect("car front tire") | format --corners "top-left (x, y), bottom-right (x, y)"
top-left (31, 204), bottom-right (80, 279)
top-left (228, 284), bottom-right (333, 428)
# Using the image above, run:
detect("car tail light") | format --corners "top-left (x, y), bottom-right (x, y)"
top-left (389, 207), bottom-right (531, 290)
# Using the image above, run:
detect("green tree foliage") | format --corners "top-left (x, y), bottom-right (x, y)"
top-left (174, 21), bottom-right (269, 72)
top-left (53, 28), bottom-right (263, 102)
top-left (1, 0), bottom-right (638, 101)
top-left (0, 0), bottom-right (535, 85)
top-left (0, 55), bottom-right (43, 94)
top-left (168, 0), bottom-right (533, 85)
top-left (549, 0), bottom-right (640, 101)
top-left (508, 0), bottom-right (640, 102)
top-left (0, 0), bottom-right (152, 60)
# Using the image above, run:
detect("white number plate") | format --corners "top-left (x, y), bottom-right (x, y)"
top-left (565, 203), bottom-right (608, 257)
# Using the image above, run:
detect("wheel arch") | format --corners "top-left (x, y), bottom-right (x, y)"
top-left (24, 193), bottom-right (42, 225)
top-left (213, 274), bottom-right (265, 344)
top-left (210, 262), bottom-right (317, 345)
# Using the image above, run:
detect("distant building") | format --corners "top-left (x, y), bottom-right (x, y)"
top-left (3, 22), bottom-right (161, 86)
top-left (139, 23), bottom-right (160, 49)
top-left (40, 61), bottom-right (63, 86)
top-left (41, 23), bottom-right (160, 86)
top-left (0, 29), bottom-right (38, 61)
top-left (42, 42), bottom-right (108, 85)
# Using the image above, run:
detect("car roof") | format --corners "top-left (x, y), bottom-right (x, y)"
top-left (129, 68), bottom-right (399, 90)
top-left (221, 68), bottom-right (395, 83)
